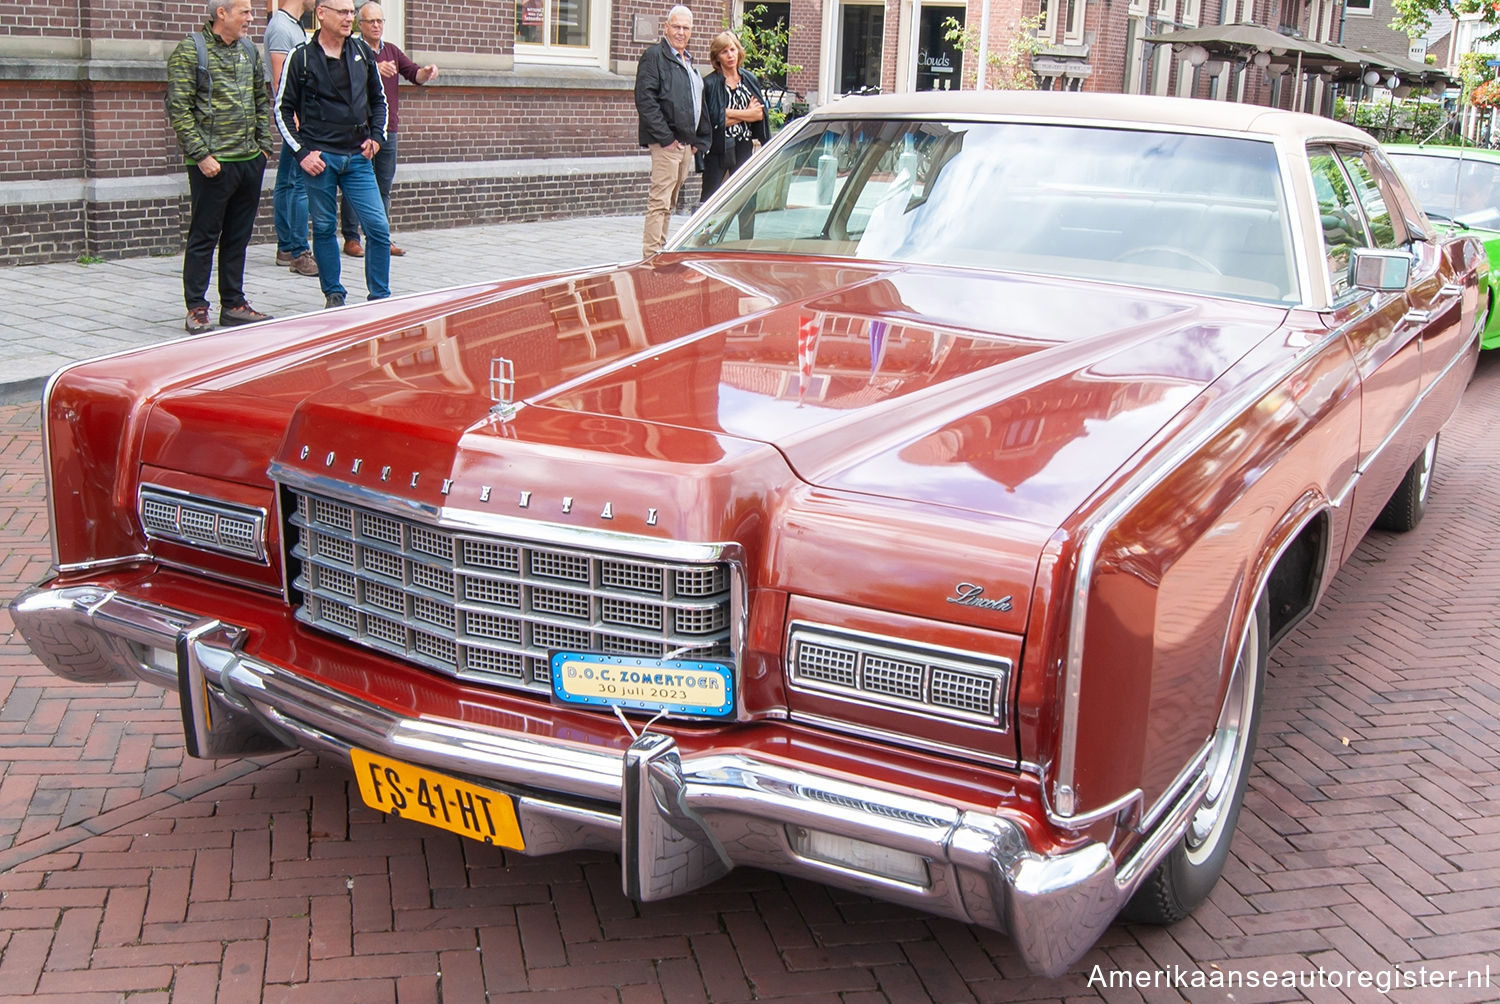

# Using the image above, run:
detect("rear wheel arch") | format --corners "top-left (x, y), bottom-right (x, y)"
top-left (1262, 509), bottom-right (1331, 649)
top-left (1120, 505), bottom-right (1329, 923)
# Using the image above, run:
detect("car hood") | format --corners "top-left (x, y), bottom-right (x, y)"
top-left (141, 255), bottom-right (1289, 531)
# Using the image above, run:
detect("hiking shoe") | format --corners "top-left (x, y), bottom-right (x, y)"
top-left (288, 251), bottom-right (318, 276)
top-left (325, 292), bottom-right (346, 309)
top-left (220, 303), bottom-right (272, 326)
top-left (275, 250), bottom-right (293, 266)
top-left (343, 239), bottom-right (364, 258)
top-left (185, 306), bottom-right (214, 334)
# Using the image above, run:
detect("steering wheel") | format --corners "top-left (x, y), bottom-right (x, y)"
top-left (1115, 245), bottom-right (1223, 275)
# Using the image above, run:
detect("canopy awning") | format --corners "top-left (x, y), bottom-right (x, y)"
top-left (1141, 22), bottom-right (1334, 61)
top-left (1143, 23), bottom-right (1454, 87)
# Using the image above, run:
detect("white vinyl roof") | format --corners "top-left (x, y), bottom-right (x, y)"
top-left (814, 91), bottom-right (1375, 146)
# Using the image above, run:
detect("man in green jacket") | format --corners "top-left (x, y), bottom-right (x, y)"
top-left (166, 0), bottom-right (275, 333)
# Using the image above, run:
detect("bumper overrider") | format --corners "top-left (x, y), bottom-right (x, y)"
top-left (11, 581), bottom-right (1187, 977)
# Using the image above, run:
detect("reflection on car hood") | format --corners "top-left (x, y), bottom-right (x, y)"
top-left (141, 254), bottom-right (1290, 529)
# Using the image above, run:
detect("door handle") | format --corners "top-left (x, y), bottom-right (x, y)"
top-left (1404, 284), bottom-right (1463, 324)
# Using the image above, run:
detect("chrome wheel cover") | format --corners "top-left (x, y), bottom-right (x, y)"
top-left (1184, 610), bottom-right (1260, 865)
top-left (1415, 436), bottom-right (1437, 505)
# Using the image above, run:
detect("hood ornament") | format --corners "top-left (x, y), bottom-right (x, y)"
top-left (489, 357), bottom-right (519, 421)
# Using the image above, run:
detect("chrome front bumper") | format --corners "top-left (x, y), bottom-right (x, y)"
top-left (13, 582), bottom-right (1144, 977)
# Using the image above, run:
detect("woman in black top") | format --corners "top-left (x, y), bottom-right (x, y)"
top-left (701, 32), bottom-right (769, 201)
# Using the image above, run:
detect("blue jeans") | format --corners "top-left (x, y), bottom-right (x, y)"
top-left (341, 134), bottom-right (397, 241)
top-left (303, 151), bottom-right (390, 300)
top-left (272, 145), bottom-right (309, 256)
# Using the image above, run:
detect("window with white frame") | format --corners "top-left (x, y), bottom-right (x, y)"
top-left (360, 0), bottom-right (404, 50)
top-left (836, 0), bottom-right (885, 92)
top-left (1344, 0), bottom-right (1373, 14)
top-left (1040, 0), bottom-right (1087, 44)
top-left (515, 0), bottom-right (609, 65)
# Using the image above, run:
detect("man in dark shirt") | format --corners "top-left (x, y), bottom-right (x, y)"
top-left (274, 0), bottom-right (391, 307)
top-left (338, 1), bottom-right (437, 259)
top-left (166, 0), bottom-right (274, 333)
top-left (634, 5), bottom-right (710, 256)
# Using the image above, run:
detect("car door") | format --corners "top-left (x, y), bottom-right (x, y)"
top-left (1366, 146), bottom-right (1470, 392)
top-left (1307, 145), bottom-right (1424, 559)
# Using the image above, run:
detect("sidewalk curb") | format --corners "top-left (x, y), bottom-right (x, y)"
top-left (0, 377), bottom-right (45, 406)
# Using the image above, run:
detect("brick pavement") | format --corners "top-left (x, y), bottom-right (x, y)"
top-left (3, 349), bottom-right (1500, 999)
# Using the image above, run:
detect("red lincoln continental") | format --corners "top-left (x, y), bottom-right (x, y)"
top-left (12, 92), bottom-right (1482, 975)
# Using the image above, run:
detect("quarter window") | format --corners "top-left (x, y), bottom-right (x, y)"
top-left (1308, 147), bottom-right (1371, 299)
top-left (1339, 151), bottom-right (1403, 249)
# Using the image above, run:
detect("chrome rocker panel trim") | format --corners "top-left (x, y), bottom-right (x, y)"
top-left (11, 582), bottom-right (1192, 977)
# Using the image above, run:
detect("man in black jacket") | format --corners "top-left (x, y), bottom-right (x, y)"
top-left (635, 5), bottom-right (710, 256)
top-left (274, 0), bottom-right (391, 307)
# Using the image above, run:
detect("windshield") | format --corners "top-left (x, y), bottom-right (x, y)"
top-left (680, 118), bottom-right (1298, 303)
top-left (1387, 151), bottom-right (1500, 230)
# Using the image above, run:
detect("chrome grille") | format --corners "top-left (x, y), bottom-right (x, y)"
top-left (789, 623), bottom-right (1009, 727)
top-left (287, 490), bottom-right (736, 700)
top-left (139, 486), bottom-right (267, 562)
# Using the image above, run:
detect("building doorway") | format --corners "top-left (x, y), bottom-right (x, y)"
top-left (916, 4), bottom-right (964, 90)
top-left (838, 2), bottom-right (885, 93)
top-left (743, 1), bottom-right (791, 87)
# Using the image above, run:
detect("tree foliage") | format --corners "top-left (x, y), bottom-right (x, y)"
top-left (1392, 0), bottom-right (1500, 43)
top-left (942, 15), bottom-right (1044, 90)
top-left (1457, 48), bottom-right (1493, 107)
top-left (731, 5), bottom-right (801, 88)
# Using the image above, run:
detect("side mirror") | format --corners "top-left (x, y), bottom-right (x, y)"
top-left (1350, 248), bottom-right (1412, 292)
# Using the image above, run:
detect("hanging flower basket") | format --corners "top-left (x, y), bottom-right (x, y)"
top-left (1471, 78), bottom-right (1500, 108)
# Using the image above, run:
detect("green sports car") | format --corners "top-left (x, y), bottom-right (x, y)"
top-left (1385, 143), bottom-right (1500, 349)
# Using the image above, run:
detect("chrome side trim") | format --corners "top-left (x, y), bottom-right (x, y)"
top-left (55, 554), bottom-right (152, 575)
top-left (1133, 740), bottom-right (1213, 838)
top-left (1330, 322), bottom-right (1478, 511)
top-left (1114, 760), bottom-right (1212, 896)
top-left (787, 711), bottom-right (1020, 770)
top-left (1044, 785), bottom-right (1142, 831)
top-left (1055, 329), bottom-right (1340, 819)
top-left (1057, 307), bottom-right (1478, 820)
top-left (1122, 496), bottom-right (1333, 883)
top-left (40, 370), bottom-right (61, 571)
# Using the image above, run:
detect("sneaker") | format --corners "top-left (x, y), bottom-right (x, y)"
top-left (325, 292), bottom-right (346, 309)
top-left (343, 239), bottom-right (364, 258)
top-left (220, 302), bottom-right (273, 326)
top-left (389, 245), bottom-right (406, 257)
top-left (185, 306), bottom-right (214, 334)
top-left (275, 250), bottom-right (293, 266)
top-left (288, 251), bottom-right (318, 276)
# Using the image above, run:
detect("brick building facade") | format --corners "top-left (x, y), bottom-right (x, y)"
top-left (1, 0), bottom-right (1343, 266)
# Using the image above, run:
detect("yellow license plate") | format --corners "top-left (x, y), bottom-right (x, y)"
top-left (350, 749), bottom-right (524, 849)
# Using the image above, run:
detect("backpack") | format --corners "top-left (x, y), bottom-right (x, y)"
top-left (166, 32), bottom-right (257, 116)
